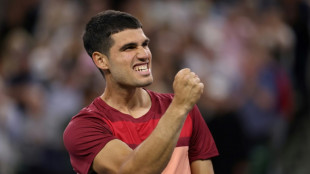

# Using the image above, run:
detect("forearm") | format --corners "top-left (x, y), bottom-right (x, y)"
top-left (120, 101), bottom-right (188, 174)
top-left (191, 160), bottom-right (214, 174)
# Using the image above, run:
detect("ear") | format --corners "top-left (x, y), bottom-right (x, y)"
top-left (92, 51), bottom-right (109, 70)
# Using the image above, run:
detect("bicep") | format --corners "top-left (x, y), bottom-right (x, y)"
top-left (190, 160), bottom-right (214, 174)
top-left (92, 139), bottom-right (133, 174)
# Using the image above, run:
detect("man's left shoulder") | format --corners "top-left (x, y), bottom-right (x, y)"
top-left (147, 89), bottom-right (174, 101)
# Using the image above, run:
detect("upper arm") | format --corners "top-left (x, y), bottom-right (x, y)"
top-left (190, 160), bottom-right (214, 174)
top-left (63, 116), bottom-right (119, 174)
top-left (92, 139), bottom-right (133, 174)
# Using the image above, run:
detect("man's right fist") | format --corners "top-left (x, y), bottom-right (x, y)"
top-left (172, 68), bottom-right (204, 112)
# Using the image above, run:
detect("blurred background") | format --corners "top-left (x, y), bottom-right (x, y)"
top-left (0, 0), bottom-right (309, 173)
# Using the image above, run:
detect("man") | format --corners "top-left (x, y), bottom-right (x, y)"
top-left (63, 10), bottom-right (218, 174)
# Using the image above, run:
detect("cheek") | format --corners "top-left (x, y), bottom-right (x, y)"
top-left (110, 53), bottom-right (133, 66)
top-left (148, 50), bottom-right (152, 58)
top-left (144, 50), bottom-right (152, 63)
top-left (123, 53), bottom-right (135, 61)
top-left (118, 51), bottom-right (136, 61)
top-left (145, 48), bottom-right (151, 55)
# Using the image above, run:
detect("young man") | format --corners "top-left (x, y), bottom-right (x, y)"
top-left (63, 10), bottom-right (218, 174)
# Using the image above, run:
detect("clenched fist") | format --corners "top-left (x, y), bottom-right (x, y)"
top-left (172, 68), bottom-right (204, 113)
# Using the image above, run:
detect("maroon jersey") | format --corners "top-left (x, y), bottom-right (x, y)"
top-left (63, 90), bottom-right (218, 174)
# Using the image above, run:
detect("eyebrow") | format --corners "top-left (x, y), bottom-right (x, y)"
top-left (119, 38), bottom-right (150, 51)
top-left (119, 43), bottom-right (137, 51)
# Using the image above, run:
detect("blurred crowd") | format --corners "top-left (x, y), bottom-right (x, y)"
top-left (0, 0), bottom-right (309, 174)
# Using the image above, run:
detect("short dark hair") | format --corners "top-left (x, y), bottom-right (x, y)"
top-left (83, 10), bottom-right (142, 57)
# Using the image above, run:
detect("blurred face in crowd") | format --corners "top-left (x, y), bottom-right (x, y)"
top-left (104, 28), bottom-right (153, 88)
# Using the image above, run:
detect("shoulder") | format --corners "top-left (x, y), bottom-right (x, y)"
top-left (71, 97), bottom-right (109, 121)
top-left (63, 99), bottom-right (114, 151)
top-left (144, 90), bottom-right (175, 114)
top-left (63, 97), bottom-right (112, 141)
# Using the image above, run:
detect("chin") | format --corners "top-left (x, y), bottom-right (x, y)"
top-left (139, 82), bottom-right (153, 87)
top-left (137, 78), bottom-right (153, 87)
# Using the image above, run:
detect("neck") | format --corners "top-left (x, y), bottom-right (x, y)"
top-left (101, 85), bottom-right (151, 117)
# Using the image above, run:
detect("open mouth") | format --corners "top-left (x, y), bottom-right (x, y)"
top-left (133, 64), bottom-right (149, 72)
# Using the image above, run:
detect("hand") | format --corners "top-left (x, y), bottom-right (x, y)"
top-left (172, 68), bottom-right (204, 112)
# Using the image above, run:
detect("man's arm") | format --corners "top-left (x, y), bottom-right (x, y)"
top-left (191, 160), bottom-right (215, 174)
top-left (92, 68), bottom-right (204, 174)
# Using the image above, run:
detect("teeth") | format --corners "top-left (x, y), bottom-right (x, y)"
top-left (134, 65), bottom-right (148, 71)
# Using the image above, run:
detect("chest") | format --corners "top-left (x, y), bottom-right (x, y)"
top-left (108, 114), bottom-right (193, 149)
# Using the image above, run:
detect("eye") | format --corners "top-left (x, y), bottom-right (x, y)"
top-left (121, 44), bottom-right (137, 51)
top-left (142, 40), bottom-right (149, 47)
top-left (124, 46), bottom-right (136, 50)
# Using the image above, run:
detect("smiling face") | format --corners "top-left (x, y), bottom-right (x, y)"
top-left (105, 28), bottom-right (153, 88)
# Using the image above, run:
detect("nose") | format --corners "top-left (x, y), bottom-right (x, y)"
top-left (136, 46), bottom-right (149, 59)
